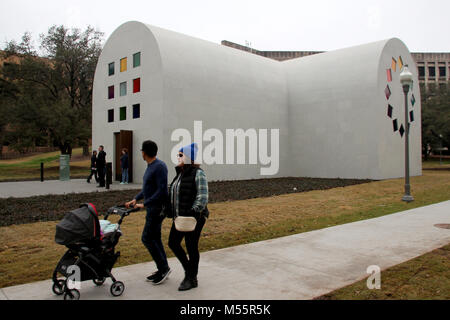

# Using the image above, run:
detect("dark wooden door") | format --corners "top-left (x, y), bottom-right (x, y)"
top-left (114, 130), bottom-right (133, 182)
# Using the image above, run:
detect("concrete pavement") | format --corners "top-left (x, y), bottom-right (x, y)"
top-left (1, 200), bottom-right (449, 300)
top-left (0, 179), bottom-right (141, 198)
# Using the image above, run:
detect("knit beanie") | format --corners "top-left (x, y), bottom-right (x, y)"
top-left (179, 143), bottom-right (198, 162)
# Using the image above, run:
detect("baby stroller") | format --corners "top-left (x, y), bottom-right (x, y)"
top-left (52, 203), bottom-right (138, 300)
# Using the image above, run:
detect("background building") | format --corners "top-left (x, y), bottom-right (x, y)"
top-left (221, 40), bottom-right (450, 87)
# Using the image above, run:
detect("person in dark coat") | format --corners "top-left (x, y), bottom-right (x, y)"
top-left (125, 140), bottom-right (171, 285)
top-left (96, 145), bottom-right (106, 188)
top-left (87, 150), bottom-right (98, 183)
top-left (120, 148), bottom-right (129, 184)
top-left (166, 142), bottom-right (209, 291)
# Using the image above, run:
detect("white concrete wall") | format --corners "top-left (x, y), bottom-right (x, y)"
top-left (93, 21), bottom-right (422, 183)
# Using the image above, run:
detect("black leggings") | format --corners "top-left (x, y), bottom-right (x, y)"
top-left (168, 216), bottom-right (206, 278)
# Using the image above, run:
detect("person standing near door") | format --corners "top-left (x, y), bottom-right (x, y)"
top-left (125, 140), bottom-right (171, 285)
top-left (96, 145), bottom-right (107, 188)
top-left (120, 148), bottom-right (129, 184)
top-left (87, 150), bottom-right (98, 183)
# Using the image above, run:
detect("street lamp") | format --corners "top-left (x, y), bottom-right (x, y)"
top-left (399, 65), bottom-right (414, 202)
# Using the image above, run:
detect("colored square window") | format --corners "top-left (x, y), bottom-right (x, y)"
top-left (409, 110), bottom-right (414, 122)
top-left (120, 106), bottom-right (126, 121)
top-left (133, 78), bottom-right (141, 93)
top-left (108, 62), bottom-right (115, 76)
top-left (108, 85), bottom-right (114, 99)
top-left (387, 69), bottom-right (392, 82)
top-left (133, 52), bottom-right (141, 68)
top-left (108, 109), bottom-right (114, 123)
top-left (120, 82), bottom-right (127, 96)
top-left (133, 104), bottom-right (140, 119)
top-left (120, 57), bottom-right (127, 72)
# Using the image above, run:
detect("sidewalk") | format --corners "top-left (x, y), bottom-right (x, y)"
top-left (1, 200), bottom-right (449, 300)
top-left (0, 179), bottom-right (141, 198)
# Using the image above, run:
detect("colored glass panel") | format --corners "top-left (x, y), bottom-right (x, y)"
top-left (398, 56), bottom-right (403, 70)
top-left (399, 124), bottom-right (405, 137)
top-left (391, 58), bottom-right (397, 72)
top-left (108, 109), bottom-right (114, 123)
top-left (133, 104), bottom-right (140, 119)
top-left (387, 104), bottom-right (393, 118)
top-left (120, 57), bottom-right (127, 72)
top-left (411, 94), bottom-right (416, 106)
top-left (133, 52), bottom-right (141, 68)
top-left (108, 85), bottom-right (114, 99)
top-left (410, 111), bottom-right (414, 122)
top-left (393, 119), bottom-right (398, 132)
top-left (120, 106), bottom-right (126, 121)
top-left (120, 82), bottom-right (127, 96)
top-left (133, 78), bottom-right (141, 93)
top-left (385, 85), bottom-right (391, 100)
top-left (387, 69), bottom-right (392, 82)
top-left (108, 62), bottom-right (114, 76)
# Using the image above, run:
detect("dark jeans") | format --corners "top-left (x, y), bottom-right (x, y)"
top-left (97, 166), bottom-right (105, 186)
top-left (168, 216), bottom-right (206, 278)
top-left (142, 206), bottom-right (169, 273)
top-left (87, 168), bottom-right (98, 182)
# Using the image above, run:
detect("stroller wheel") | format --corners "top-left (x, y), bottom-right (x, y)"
top-left (110, 281), bottom-right (125, 297)
top-left (93, 277), bottom-right (106, 286)
top-left (52, 280), bottom-right (66, 295)
top-left (63, 289), bottom-right (80, 300)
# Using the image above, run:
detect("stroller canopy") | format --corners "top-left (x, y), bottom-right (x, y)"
top-left (55, 203), bottom-right (100, 245)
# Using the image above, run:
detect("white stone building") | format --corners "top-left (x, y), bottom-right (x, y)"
top-left (92, 21), bottom-right (422, 183)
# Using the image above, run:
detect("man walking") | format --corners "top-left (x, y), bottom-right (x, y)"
top-left (96, 145), bottom-right (106, 188)
top-left (126, 140), bottom-right (171, 284)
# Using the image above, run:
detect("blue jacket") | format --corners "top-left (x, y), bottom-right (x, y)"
top-left (120, 154), bottom-right (129, 169)
top-left (134, 158), bottom-right (168, 208)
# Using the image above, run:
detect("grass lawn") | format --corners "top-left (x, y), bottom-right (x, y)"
top-left (0, 148), bottom-right (90, 181)
top-left (316, 243), bottom-right (450, 300)
top-left (0, 169), bottom-right (449, 291)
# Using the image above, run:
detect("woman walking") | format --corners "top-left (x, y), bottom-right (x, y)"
top-left (166, 142), bottom-right (209, 291)
top-left (120, 148), bottom-right (129, 184)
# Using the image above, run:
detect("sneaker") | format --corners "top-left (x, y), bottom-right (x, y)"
top-left (125, 182), bottom-right (128, 184)
top-left (146, 270), bottom-right (160, 282)
top-left (152, 268), bottom-right (171, 285)
top-left (178, 275), bottom-right (198, 291)
top-left (120, 182), bottom-right (124, 185)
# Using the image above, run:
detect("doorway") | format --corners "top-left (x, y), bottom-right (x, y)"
top-left (114, 130), bottom-right (133, 183)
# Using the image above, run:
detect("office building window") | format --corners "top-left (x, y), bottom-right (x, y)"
top-left (133, 52), bottom-right (141, 68)
top-left (133, 104), bottom-right (140, 119)
top-left (428, 66), bottom-right (436, 78)
top-left (108, 85), bottom-right (114, 99)
top-left (418, 66), bottom-right (425, 78)
top-left (439, 66), bottom-right (446, 78)
top-left (120, 106), bottom-right (126, 121)
top-left (108, 109), bottom-right (114, 123)
top-left (108, 62), bottom-right (114, 76)
top-left (133, 78), bottom-right (141, 93)
top-left (120, 81), bottom-right (127, 96)
top-left (120, 57), bottom-right (127, 72)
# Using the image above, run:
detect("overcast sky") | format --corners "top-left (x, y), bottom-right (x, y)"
top-left (1, 0), bottom-right (449, 53)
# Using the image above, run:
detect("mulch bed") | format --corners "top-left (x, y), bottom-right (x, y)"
top-left (0, 177), bottom-right (372, 227)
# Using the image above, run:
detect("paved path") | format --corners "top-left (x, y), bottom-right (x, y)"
top-left (1, 201), bottom-right (449, 300)
top-left (0, 179), bottom-right (141, 198)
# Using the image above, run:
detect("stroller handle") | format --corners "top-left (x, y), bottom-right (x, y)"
top-left (105, 205), bottom-right (140, 220)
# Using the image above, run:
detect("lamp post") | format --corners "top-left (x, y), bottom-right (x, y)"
top-left (399, 65), bottom-right (414, 202)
